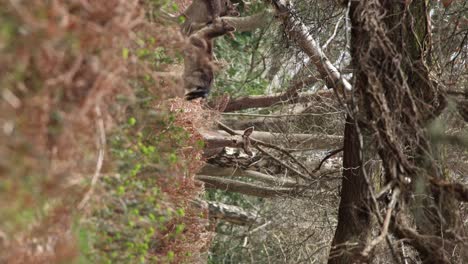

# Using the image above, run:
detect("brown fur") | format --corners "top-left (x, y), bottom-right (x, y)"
top-left (181, 0), bottom-right (239, 36)
top-left (183, 19), bottom-right (235, 100)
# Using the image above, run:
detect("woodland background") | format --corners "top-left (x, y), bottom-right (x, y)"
top-left (0, 0), bottom-right (467, 263)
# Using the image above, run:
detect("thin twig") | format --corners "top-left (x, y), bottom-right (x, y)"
top-left (353, 118), bottom-right (401, 263)
top-left (256, 146), bottom-right (309, 181)
top-left (361, 188), bottom-right (400, 257)
top-left (322, 14), bottom-right (345, 50)
top-left (376, 181), bottom-right (396, 200)
top-left (221, 111), bottom-right (343, 118)
top-left (313, 147), bottom-right (343, 172)
top-left (78, 105), bottom-right (106, 210)
top-left (217, 121), bottom-right (315, 177)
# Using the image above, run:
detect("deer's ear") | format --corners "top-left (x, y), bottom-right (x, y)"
top-left (243, 127), bottom-right (254, 137)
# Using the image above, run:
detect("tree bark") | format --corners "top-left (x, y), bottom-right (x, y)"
top-left (328, 117), bottom-right (372, 264)
top-left (270, 0), bottom-right (352, 92)
top-left (329, 1), bottom-right (463, 263)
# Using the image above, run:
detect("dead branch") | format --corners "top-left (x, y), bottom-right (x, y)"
top-left (196, 175), bottom-right (296, 198)
top-left (199, 164), bottom-right (299, 187)
top-left (361, 188), bottom-right (400, 257)
top-left (270, 0), bottom-right (352, 92)
top-left (394, 213), bottom-right (452, 264)
top-left (78, 105), bottom-right (105, 210)
top-left (313, 148), bottom-right (343, 172)
top-left (256, 146), bottom-right (310, 181)
top-left (211, 77), bottom-right (326, 112)
top-left (216, 121), bottom-right (316, 177)
top-left (430, 178), bottom-right (468, 202)
top-left (214, 130), bottom-right (343, 149)
top-left (194, 199), bottom-right (264, 225)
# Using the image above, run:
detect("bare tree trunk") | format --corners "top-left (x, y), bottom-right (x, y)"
top-left (329, 1), bottom-right (464, 263)
top-left (328, 117), bottom-right (372, 264)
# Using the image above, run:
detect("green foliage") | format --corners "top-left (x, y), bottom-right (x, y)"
top-left (85, 93), bottom-right (193, 263)
top-left (0, 9), bottom-right (20, 52)
top-left (205, 189), bottom-right (266, 263)
top-left (79, 28), bottom-right (202, 264)
top-left (213, 33), bottom-right (270, 98)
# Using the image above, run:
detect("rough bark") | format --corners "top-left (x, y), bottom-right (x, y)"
top-left (329, 1), bottom-right (464, 263)
top-left (328, 117), bottom-right (372, 264)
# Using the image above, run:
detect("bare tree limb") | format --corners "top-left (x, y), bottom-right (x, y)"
top-left (313, 148), bottom-right (343, 172)
top-left (199, 164), bottom-right (299, 187)
top-left (214, 129), bottom-right (343, 149)
top-left (210, 76), bottom-right (327, 112)
top-left (196, 175), bottom-right (296, 197)
top-left (361, 188), bottom-right (400, 257)
top-left (216, 121), bottom-right (316, 177)
top-left (430, 178), bottom-right (468, 202)
top-left (78, 105), bottom-right (105, 210)
top-left (222, 10), bottom-right (274, 32)
top-left (270, 0), bottom-right (352, 92)
top-left (194, 199), bottom-right (264, 225)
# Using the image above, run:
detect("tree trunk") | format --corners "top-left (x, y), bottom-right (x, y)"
top-left (328, 117), bottom-right (372, 264)
top-left (329, 1), bottom-right (463, 263)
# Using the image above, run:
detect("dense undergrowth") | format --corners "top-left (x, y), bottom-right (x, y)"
top-left (0, 0), bottom-right (212, 263)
